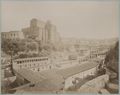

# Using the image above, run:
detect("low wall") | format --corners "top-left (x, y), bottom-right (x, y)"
top-left (78, 74), bottom-right (109, 93)
top-left (64, 67), bottom-right (96, 89)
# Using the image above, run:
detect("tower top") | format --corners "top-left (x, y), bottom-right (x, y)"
top-left (30, 18), bottom-right (38, 27)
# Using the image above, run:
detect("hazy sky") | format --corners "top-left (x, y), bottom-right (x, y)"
top-left (1, 0), bottom-right (119, 39)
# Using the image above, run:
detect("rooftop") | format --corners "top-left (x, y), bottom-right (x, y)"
top-left (15, 61), bottom-right (99, 83)
top-left (14, 61), bottom-right (99, 92)
top-left (15, 69), bottom-right (46, 84)
top-left (57, 61), bottom-right (98, 78)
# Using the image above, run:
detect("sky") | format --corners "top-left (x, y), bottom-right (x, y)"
top-left (1, 0), bottom-right (119, 39)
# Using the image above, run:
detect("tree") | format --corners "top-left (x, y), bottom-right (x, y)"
top-left (43, 44), bottom-right (52, 51)
top-left (18, 39), bottom-right (27, 52)
top-left (27, 42), bottom-right (37, 51)
top-left (104, 41), bottom-right (119, 74)
top-left (1, 39), bottom-right (19, 56)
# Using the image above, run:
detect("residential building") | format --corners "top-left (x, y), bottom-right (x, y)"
top-left (1, 31), bottom-right (24, 40)
top-left (13, 57), bottom-right (54, 72)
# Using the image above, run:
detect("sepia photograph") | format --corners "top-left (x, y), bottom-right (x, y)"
top-left (1, 0), bottom-right (119, 94)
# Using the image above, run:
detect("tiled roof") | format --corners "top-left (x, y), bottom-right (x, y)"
top-left (57, 62), bottom-right (98, 78)
top-left (14, 61), bottom-right (98, 92)
top-left (15, 69), bottom-right (46, 83)
top-left (15, 61), bottom-right (98, 83)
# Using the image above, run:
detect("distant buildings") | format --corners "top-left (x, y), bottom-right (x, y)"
top-left (1, 31), bottom-right (24, 40)
top-left (1, 18), bottom-right (61, 45)
top-left (22, 18), bottom-right (61, 45)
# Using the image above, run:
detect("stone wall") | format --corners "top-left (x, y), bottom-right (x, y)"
top-left (64, 67), bottom-right (97, 89)
top-left (78, 74), bottom-right (109, 93)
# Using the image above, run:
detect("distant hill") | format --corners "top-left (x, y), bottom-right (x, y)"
top-left (104, 41), bottom-right (119, 74)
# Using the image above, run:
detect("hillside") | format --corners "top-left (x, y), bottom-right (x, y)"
top-left (104, 41), bottom-right (119, 74)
